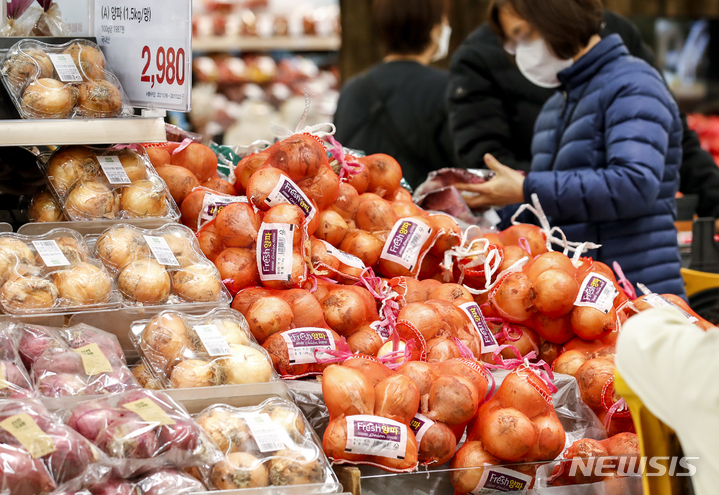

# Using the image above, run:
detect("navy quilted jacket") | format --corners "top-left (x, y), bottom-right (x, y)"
top-left (525, 35), bottom-right (685, 296)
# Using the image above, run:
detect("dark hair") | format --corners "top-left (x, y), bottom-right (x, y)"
top-left (373, 0), bottom-right (445, 55)
top-left (489, 0), bottom-right (603, 59)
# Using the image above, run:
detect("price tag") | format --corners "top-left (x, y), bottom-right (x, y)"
top-left (74, 344), bottom-right (113, 376)
top-left (123, 398), bottom-right (175, 425)
top-left (265, 176), bottom-right (316, 220)
top-left (47, 54), bottom-right (83, 82)
top-left (94, 0), bottom-right (192, 111)
top-left (471, 466), bottom-right (531, 494)
top-left (143, 235), bottom-right (179, 266)
top-left (242, 413), bottom-right (286, 453)
top-left (32, 240), bottom-right (70, 267)
top-left (97, 156), bottom-right (131, 184)
top-left (257, 223), bottom-right (294, 282)
top-left (345, 415), bottom-right (408, 460)
top-left (0, 414), bottom-right (56, 459)
top-left (380, 218), bottom-right (432, 271)
top-left (281, 328), bottom-right (335, 364)
top-left (575, 273), bottom-right (618, 314)
top-left (194, 324), bottom-right (231, 357)
top-left (459, 302), bottom-right (499, 354)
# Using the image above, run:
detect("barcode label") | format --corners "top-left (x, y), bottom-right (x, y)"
top-left (265, 176), bottom-right (316, 220)
top-left (47, 54), bottom-right (83, 82)
top-left (320, 240), bottom-right (366, 270)
top-left (380, 218), bottom-right (432, 270)
top-left (242, 413), bottom-right (286, 452)
top-left (257, 223), bottom-right (294, 281)
top-left (199, 193), bottom-right (247, 229)
top-left (194, 324), bottom-right (231, 357)
top-left (345, 415), bottom-right (407, 460)
top-left (32, 240), bottom-right (70, 267)
top-left (143, 235), bottom-right (180, 266)
top-left (281, 328), bottom-right (335, 364)
top-left (459, 302), bottom-right (499, 353)
top-left (97, 155), bottom-right (131, 184)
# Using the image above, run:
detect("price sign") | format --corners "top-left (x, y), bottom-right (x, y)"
top-left (93, 0), bottom-right (192, 111)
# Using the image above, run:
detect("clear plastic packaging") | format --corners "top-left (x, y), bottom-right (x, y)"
top-left (60, 389), bottom-right (223, 478)
top-left (38, 145), bottom-right (180, 223)
top-left (0, 325), bottom-right (36, 400)
top-left (195, 397), bottom-right (340, 492)
top-left (89, 223), bottom-right (231, 308)
top-left (0, 229), bottom-right (121, 315)
top-left (27, 188), bottom-right (66, 223)
top-left (0, 398), bottom-right (109, 493)
top-left (0, 39), bottom-right (133, 120)
top-left (130, 308), bottom-right (278, 389)
top-left (12, 321), bottom-right (141, 398)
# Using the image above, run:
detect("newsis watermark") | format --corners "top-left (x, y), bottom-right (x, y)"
top-left (567, 456), bottom-right (699, 478)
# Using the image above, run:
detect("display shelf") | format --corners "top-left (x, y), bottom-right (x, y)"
top-left (193, 35), bottom-right (340, 53)
top-left (0, 117), bottom-right (167, 147)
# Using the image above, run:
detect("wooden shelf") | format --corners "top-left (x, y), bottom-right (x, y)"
top-left (0, 117), bottom-right (167, 147)
top-left (193, 35), bottom-right (341, 53)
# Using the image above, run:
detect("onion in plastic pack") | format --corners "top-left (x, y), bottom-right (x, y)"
top-left (137, 468), bottom-right (206, 495)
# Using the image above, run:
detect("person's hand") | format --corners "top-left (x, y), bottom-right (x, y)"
top-left (454, 154), bottom-right (526, 209)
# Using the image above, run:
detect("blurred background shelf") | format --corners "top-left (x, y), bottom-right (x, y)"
top-left (193, 35), bottom-right (341, 52)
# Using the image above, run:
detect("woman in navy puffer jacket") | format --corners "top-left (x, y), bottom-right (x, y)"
top-left (456, 0), bottom-right (685, 296)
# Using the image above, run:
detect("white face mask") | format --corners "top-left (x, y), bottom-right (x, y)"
top-left (514, 37), bottom-right (574, 88)
top-left (431, 24), bottom-right (452, 62)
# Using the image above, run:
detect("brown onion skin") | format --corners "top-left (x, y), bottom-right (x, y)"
top-left (180, 189), bottom-right (207, 231)
top-left (197, 222), bottom-right (225, 262)
top-left (21, 78), bottom-right (78, 118)
top-left (425, 375), bottom-right (479, 425)
top-left (65, 181), bottom-right (119, 220)
top-left (171, 143), bottom-right (218, 182)
top-left (146, 147), bottom-right (171, 169)
top-left (392, 201), bottom-right (425, 219)
top-left (231, 287), bottom-right (271, 316)
top-left (530, 269), bottom-right (579, 318)
top-left (571, 305), bottom-right (617, 340)
top-left (478, 406), bottom-right (538, 461)
top-left (263, 134), bottom-right (328, 182)
top-left (314, 210), bottom-right (348, 247)
top-left (262, 332), bottom-right (310, 376)
top-left (234, 151), bottom-right (269, 193)
top-left (245, 296), bottom-right (293, 343)
top-left (435, 359), bottom-right (489, 402)
top-left (499, 224), bottom-right (548, 256)
top-left (427, 214), bottom-right (461, 256)
top-left (539, 339), bottom-right (561, 366)
top-left (564, 439), bottom-right (610, 484)
top-left (310, 237), bottom-right (341, 276)
top-left (387, 187), bottom-right (413, 202)
top-left (157, 166), bottom-right (199, 205)
top-left (358, 154), bottom-right (403, 198)
top-left (600, 432), bottom-right (639, 457)
top-left (519, 413), bottom-right (566, 462)
top-left (347, 325), bottom-right (383, 356)
top-left (323, 364), bottom-right (375, 419)
top-left (76, 80), bottom-right (123, 118)
top-left (247, 167), bottom-right (288, 210)
top-left (119, 179), bottom-right (168, 218)
top-left (533, 313), bottom-right (575, 344)
top-left (500, 245), bottom-right (530, 272)
top-left (524, 251), bottom-right (577, 283)
top-left (277, 288), bottom-right (329, 329)
top-left (398, 302), bottom-right (442, 341)
top-left (339, 229), bottom-right (384, 267)
top-left (202, 177), bottom-right (237, 196)
top-left (379, 430), bottom-right (418, 471)
top-left (342, 357), bottom-right (394, 387)
top-left (215, 203), bottom-right (262, 248)
top-left (329, 182), bottom-right (360, 221)
top-left (498, 324), bottom-right (539, 360)
top-left (418, 421), bottom-right (457, 466)
top-left (490, 272), bottom-right (535, 323)
top-left (374, 374), bottom-right (420, 425)
top-left (63, 43), bottom-right (106, 80)
top-left (346, 162), bottom-right (370, 194)
top-left (450, 441), bottom-right (500, 493)
top-left (429, 284), bottom-right (473, 304)
top-left (297, 164), bottom-right (340, 210)
top-left (323, 418), bottom-right (367, 463)
top-left (320, 287), bottom-right (368, 337)
top-left (28, 190), bottom-right (64, 222)
top-left (263, 204), bottom-right (305, 247)
top-left (355, 196), bottom-right (397, 234)
top-left (575, 358), bottom-right (615, 410)
top-left (425, 337), bottom-right (461, 363)
top-left (552, 349), bottom-right (588, 376)
top-left (396, 361), bottom-right (439, 397)
top-left (215, 248), bottom-right (259, 294)
top-left (495, 367), bottom-right (552, 419)
top-left (260, 251), bottom-right (306, 290)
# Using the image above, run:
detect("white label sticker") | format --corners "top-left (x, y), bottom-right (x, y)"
top-left (409, 413), bottom-right (434, 444)
top-left (574, 273), bottom-right (619, 314)
top-left (281, 328), bottom-right (335, 365)
top-left (193, 324), bottom-right (231, 357)
top-left (47, 53), bottom-right (83, 82)
top-left (198, 193), bottom-right (247, 229)
top-left (380, 218), bottom-right (432, 270)
top-left (345, 415), bottom-right (408, 460)
top-left (143, 235), bottom-right (180, 266)
top-left (472, 466), bottom-right (532, 494)
top-left (459, 302), bottom-right (499, 353)
top-left (264, 176), bottom-right (316, 220)
top-left (242, 412), bottom-right (286, 453)
top-left (257, 223), bottom-right (294, 282)
top-left (319, 240), bottom-right (365, 270)
top-left (32, 240), bottom-right (70, 267)
top-left (642, 294), bottom-right (699, 323)
top-left (97, 156), bottom-right (131, 184)
top-left (369, 320), bottom-right (390, 343)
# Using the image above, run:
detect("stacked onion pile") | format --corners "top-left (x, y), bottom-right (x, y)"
top-left (93, 224), bottom-right (227, 306)
top-left (196, 398), bottom-right (335, 490)
top-left (40, 145), bottom-right (177, 222)
top-left (2, 39), bottom-right (130, 119)
top-left (131, 309), bottom-right (275, 389)
top-left (0, 232), bottom-right (115, 314)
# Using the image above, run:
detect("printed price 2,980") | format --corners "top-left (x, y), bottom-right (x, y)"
top-left (141, 46), bottom-right (186, 88)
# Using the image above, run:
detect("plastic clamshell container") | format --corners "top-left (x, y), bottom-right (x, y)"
top-left (18, 218), bottom-right (176, 236)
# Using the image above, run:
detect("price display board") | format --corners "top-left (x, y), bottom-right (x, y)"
top-left (93, 0), bottom-right (192, 112)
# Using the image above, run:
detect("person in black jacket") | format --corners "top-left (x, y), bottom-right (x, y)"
top-left (333, 0), bottom-right (456, 189)
top-left (448, 10), bottom-right (719, 230)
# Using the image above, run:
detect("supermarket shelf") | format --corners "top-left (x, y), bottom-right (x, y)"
top-left (192, 35), bottom-right (341, 52)
top-left (0, 117), bottom-right (167, 147)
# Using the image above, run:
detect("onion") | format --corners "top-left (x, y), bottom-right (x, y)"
top-left (563, 438), bottom-right (609, 484)
top-left (278, 288), bottom-right (329, 329)
top-left (95, 226), bottom-right (151, 270)
top-left (118, 152), bottom-right (148, 182)
top-left (552, 350), bottom-right (588, 376)
top-left (198, 222), bottom-right (225, 262)
top-left (575, 358), bottom-right (615, 410)
top-left (539, 340), bottom-right (561, 366)
top-left (391, 200), bottom-right (423, 219)
top-left (162, 233), bottom-right (201, 267)
top-left (231, 287), bottom-right (271, 316)
top-left (387, 187), bottom-right (413, 202)
top-left (245, 296), bottom-right (293, 343)
top-left (0, 276), bottom-right (58, 311)
top-left (0, 238), bottom-right (35, 268)
top-left (235, 152), bottom-right (269, 193)
top-left (521, 414), bottom-right (566, 462)
top-left (146, 147), bottom-right (171, 169)
top-left (346, 162), bottom-right (370, 194)
top-left (320, 287), bottom-right (369, 336)
top-left (261, 251), bottom-right (306, 290)
top-left (378, 430), bottom-right (418, 471)
top-left (499, 224), bottom-right (548, 256)
top-left (267, 448), bottom-right (325, 485)
top-left (601, 432), bottom-right (639, 456)
top-left (3, 48), bottom-right (53, 89)
top-left (359, 154), bottom-right (403, 198)
top-left (427, 215), bottom-right (460, 255)
top-left (417, 421), bottom-right (457, 466)
top-left (173, 263), bottom-right (222, 302)
top-left (170, 359), bottom-right (215, 388)
top-left (499, 245), bottom-right (530, 272)
top-left (310, 238), bottom-right (340, 275)
top-left (323, 417), bottom-right (366, 463)
top-left (0, 445), bottom-right (57, 495)
top-left (532, 313), bottom-right (575, 344)
top-left (210, 452), bottom-right (269, 489)
top-left (157, 166), bottom-right (199, 205)
top-left (51, 262), bottom-right (111, 305)
top-left (530, 269), bottom-right (579, 318)
top-left (426, 299), bottom-right (472, 335)
top-left (141, 313), bottom-right (193, 372)
top-left (21, 78), bottom-right (78, 119)
top-left (342, 357), bottom-right (395, 387)
top-left (263, 204), bottom-right (305, 246)
top-left (215, 203), bottom-right (262, 248)
top-left (429, 284), bottom-right (473, 304)
top-left (262, 332), bottom-right (309, 376)
top-left (436, 360), bottom-right (489, 401)
top-left (524, 252), bottom-right (576, 283)
top-left (264, 134), bottom-right (327, 182)
top-left (206, 318), bottom-right (250, 347)
top-left (76, 80), bottom-right (123, 118)
top-left (329, 182), bottom-right (360, 221)
top-left (28, 190), bottom-right (64, 222)
top-left (339, 229), bottom-right (384, 267)
top-left (497, 325), bottom-right (538, 359)
top-left (425, 375), bottom-right (479, 425)
top-left (215, 248), bottom-right (259, 293)
top-left (377, 340), bottom-right (407, 364)
top-left (132, 363), bottom-right (162, 389)
top-left (118, 259), bottom-right (171, 304)
top-left (346, 325), bottom-right (383, 356)
top-left (65, 180), bottom-right (119, 220)
top-left (490, 272), bottom-right (534, 323)
top-left (571, 305), bottom-right (617, 340)
top-left (217, 344), bottom-right (273, 384)
top-left (297, 164), bottom-right (340, 210)
top-left (196, 407), bottom-right (254, 453)
top-left (63, 43), bottom-right (106, 80)
top-left (247, 167), bottom-right (289, 209)
top-left (170, 143), bottom-right (218, 182)
top-left (120, 178), bottom-right (168, 218)
top-left (479, 407), bottom-right (537, 461)
top-left (495, 367), bottom-right (551, 419)
top-left (314, 210), bottom-right (348, 247)
top-left (355, 195), bottom-right (397, 233)
top-left (374, 374), bottom-right (420, 425)
top-left (202, 177), bottom-right (237, 195)
top-left (395, 362), bottom-right (438, 397)
top-left (450, 441), bottom-right (500, 494)
top-left (597, 410), bottom-right (635, 437)
top-left (179, 189), bottom-right (207, 231)
top-left (323, 364), bottom-right (375, 418)
top-left (398, 302), bottom-right (442, 341)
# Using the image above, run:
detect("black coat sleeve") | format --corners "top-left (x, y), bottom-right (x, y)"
top-left (447, 41), bottom-right (530, 172)
top-left (679, 114), bottom-right (719, 218)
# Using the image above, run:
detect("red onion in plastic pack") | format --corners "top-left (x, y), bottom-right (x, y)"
top-left (0, 324), bottom-right (36, 399)
top-left (136, 468), bottom-right (206, 495)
